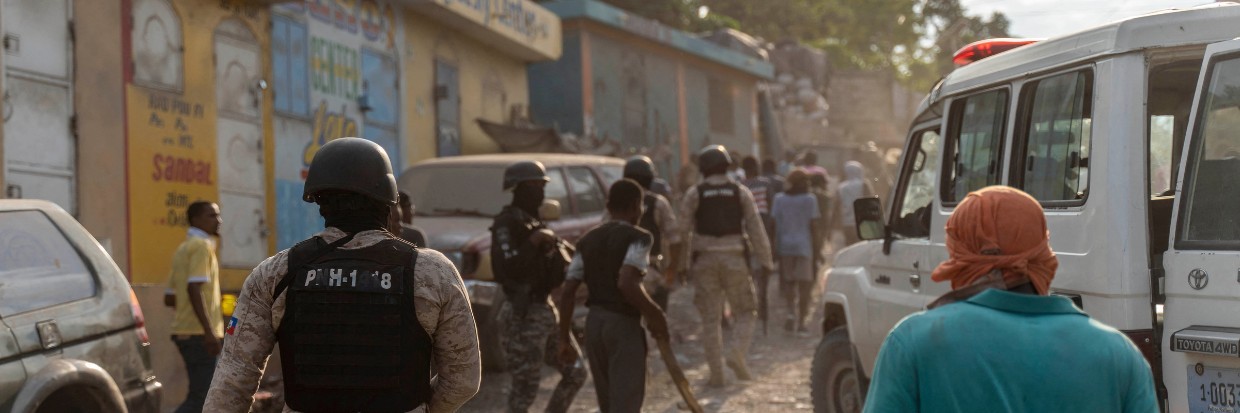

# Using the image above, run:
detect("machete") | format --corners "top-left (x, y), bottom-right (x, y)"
top-left (656, 336), bottom-right (704, 413)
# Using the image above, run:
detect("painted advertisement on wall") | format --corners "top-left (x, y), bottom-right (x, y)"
top-left (272, 0), bottom-right (402, 250)
top-left (126, 0), bottom-right (270, 284)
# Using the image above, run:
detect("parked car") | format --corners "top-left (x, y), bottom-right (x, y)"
top-left (0, 200), bottom-right (161, 412)
top-left (398, 154), bottom-right (624, 371)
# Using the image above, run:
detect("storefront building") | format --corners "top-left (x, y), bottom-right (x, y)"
top-left (529, 0), bottom-right (772, 179)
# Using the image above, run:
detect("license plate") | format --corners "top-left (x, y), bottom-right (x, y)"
top-left (1188, 365), bottom-right (1240, 412)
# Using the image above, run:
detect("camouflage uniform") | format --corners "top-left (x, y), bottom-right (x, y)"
top-left (491, 205), bottom-right (587, 413)
top-left (204, 228), bottom-right (481, 413)
top-left (679, 174), bottom-right (774, 383)
top-left (499, 300), bottom-right (587, 413)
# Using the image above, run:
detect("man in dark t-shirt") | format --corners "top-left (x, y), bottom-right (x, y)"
top-left (557, 179), bottom-right (670, 413)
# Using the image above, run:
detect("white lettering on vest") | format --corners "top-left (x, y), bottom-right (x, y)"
top-left (305, 269), bottom-right (317, 286)
top-left (329, 268), bottom-right (343, 287)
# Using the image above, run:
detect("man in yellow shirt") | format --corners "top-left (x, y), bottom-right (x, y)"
top-left (168, 201), bottom-right (223, 413)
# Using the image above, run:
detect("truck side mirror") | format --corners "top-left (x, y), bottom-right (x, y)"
top-left (540, 200), bottom-right (562, 222)
top-left (854, 196), bottom-right (886, 242)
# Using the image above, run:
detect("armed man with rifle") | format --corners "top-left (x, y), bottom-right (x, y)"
top-left (490, 161), bottom-right (587, 413)
top-left (678, 145), bottom-right (774, 387)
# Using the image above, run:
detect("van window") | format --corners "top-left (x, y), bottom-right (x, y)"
top-left (547, 168), bottom-right (571, 215)
top-left (943, 89), bottom-right (1009, 204)
top-left (1150, 115), bottom-right (1176, 195)
top-left (891, 128), bottom-right (941, 238)
top-left (1015, 70), bottom-right (1093, 203)
top-left (0, 210), bottom-right (97, 316)
top-left (1181, 54), bottom-right (1240, 245)
top-left (567, 167), bottom-right (606, 215)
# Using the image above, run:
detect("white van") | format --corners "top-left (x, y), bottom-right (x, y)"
top-left (810, 4), bottom-right (1240, 413)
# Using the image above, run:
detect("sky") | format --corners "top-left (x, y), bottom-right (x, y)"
top-left (959, 0), bottom-right (1217, 39)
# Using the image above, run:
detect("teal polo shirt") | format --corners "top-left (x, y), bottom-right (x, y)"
top-left (862, 289), bottom-right (1158, 413)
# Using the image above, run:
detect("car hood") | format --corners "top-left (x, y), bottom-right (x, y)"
top-left (414, 216), bottom-right (492, 252)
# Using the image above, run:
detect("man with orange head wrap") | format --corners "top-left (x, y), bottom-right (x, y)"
top-left (861, 186), bottom-right (1157, 413)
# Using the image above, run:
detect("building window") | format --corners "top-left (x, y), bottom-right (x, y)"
top-left (709, 77), bottom-right (734, 135)
top-left (272, 14), bottom-right (309, 117)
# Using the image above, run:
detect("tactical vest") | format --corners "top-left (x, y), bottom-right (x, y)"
top-left (275, 236), bottom-right (432, 413)
top-left (638, 194), bottom-right (662, 263)
top-left (695, 182), bottom-right (744, 236)
top-left (578, 222), bottom-right (648, 317)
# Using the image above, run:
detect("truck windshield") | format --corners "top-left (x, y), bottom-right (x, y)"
top-left (406, 166), bottom-right (507, 217)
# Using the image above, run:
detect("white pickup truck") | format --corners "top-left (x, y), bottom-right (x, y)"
top-left (810, 4), bottom-right (1240, 413)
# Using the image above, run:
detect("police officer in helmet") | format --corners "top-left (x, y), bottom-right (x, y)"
top-left (205, 138), bottom-right (481, 412)
top-left (622, 156), bottom-right (681, 312)
top-left (491, 161), bottom-right (587, 413)
top-left (678, 145), bottom-right (774, 387)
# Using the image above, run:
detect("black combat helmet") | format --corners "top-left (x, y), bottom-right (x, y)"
top-left (623, 155), bottom-right (656, 179)
top-left (503, 160), bottom-right (550, 191)
top-left (698, 145), bottom-right (732, 173)
top-left (302, 137), bottom-right (398, 204)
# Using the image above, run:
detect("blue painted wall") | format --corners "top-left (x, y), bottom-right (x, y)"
top-left (529, 31), bottom-right (585, 135)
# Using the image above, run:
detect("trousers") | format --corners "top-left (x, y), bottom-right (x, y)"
top-left (173, 336), bottom-right (218, 413)
top-left (501, 300), bottom-right (588, 413)
top-left (584, 307), bottom-right (648, 413)
top-left (690, 251), bottom-right (757, 376)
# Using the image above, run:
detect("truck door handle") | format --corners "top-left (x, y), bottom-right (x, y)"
top-left (909, 274), bottom-right (921, 289)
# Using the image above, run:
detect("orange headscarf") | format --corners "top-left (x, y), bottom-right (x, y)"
top-left (930, 186), bottom-right (1058, 295)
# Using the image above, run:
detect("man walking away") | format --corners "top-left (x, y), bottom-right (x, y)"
top-left (678, 145), bottom-right (774, 387)
top-left (770, 169), bottom-right (820, 334)
top-left (801, 151), bottom-right (829, 179)
top-left (205, 138), bottom-right (481, 412)
top-left (491, 160), bottom-right (588, 413)
top-left (557, 179), bottom-right (670, 413)
top-left (169, 201), bottom-right (224, 413)
top-left (623, 156), bottom-right (681, 311)
top-left (762, 159), bottom-right (786, 198)
top-left (398, 191), bottom-right (428, 247)
top-left (863, 186), bottom-right (1157, 413)
top-left (837, 161), bottom-right (874, 246)
top-left (808, 174), bottom-right (832, 268)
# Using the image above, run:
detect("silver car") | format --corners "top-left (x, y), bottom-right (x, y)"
top-left (0, 200), bottom-right (161, 412)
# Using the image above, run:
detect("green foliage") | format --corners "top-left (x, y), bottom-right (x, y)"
top-left (584, 0), bottom-right (1009, 91)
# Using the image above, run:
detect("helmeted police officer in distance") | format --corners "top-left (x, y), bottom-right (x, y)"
top-left (678, 145), bottom-right (775, 387)
top-left (622, 156), bottom-right (682, 311)
top-left (490, 160), bottom-right (587, 413)
top-left (205, 138), bottom-right (481, 413)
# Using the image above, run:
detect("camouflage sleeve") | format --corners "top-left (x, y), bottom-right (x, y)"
top-left (738, 185), bottom-right (775, 269)
top-left (414, 249), bottom-right (482, 413)
top-left (655, 195), bottom-right (681, 245)
top-left (204, 250), bottom-right (288, 412)
top-left (677, 186), bottom-right (698, 272)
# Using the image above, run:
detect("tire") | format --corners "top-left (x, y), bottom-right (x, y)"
top-left (811, 326), bottom-right (863, 413)
top-left (479, 293), bottom-right (509, 373)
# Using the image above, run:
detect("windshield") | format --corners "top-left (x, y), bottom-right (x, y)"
top-left (405, 165), bottom-right (507, 217)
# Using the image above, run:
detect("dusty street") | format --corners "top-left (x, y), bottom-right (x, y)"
top-left (461, 274), bottom-right (827, 413)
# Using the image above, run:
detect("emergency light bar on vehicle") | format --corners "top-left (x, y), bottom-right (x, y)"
top-left (952, 38), bottom-right (1041, 66)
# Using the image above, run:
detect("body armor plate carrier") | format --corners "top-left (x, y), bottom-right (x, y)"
top-left (275, 236), bottom-right (432, 413)
top-left (695, 182), bottom-right (744, 237)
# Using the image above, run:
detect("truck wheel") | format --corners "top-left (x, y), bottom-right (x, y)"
top-left (480, 294), bottom-right (509, 372)
top-left (812, 327), bottom-right (862, 413)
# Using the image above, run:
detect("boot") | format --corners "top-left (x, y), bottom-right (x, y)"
top-left (707, 371), bottom-right (727, 388)
top-left (726, 355), bottom-right (752, 381)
